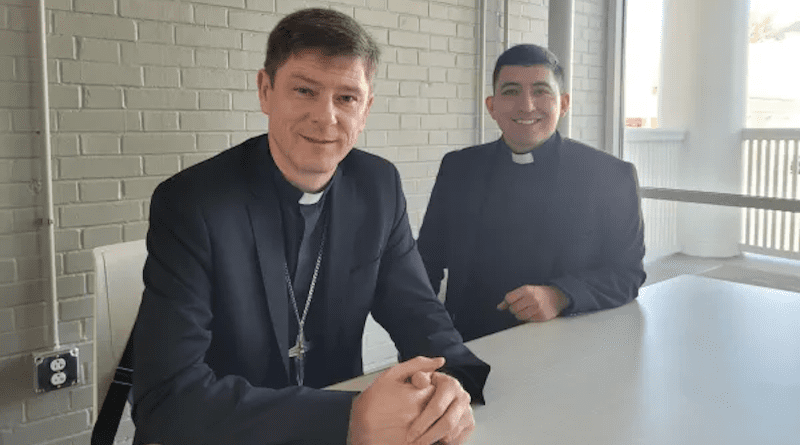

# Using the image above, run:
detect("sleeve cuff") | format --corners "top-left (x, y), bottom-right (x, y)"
top-left (439, 363), bottom-right (490, 405)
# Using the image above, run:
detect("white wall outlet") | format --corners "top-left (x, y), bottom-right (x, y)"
top-left (50, 357), bottom-right (67, 372)
top-left (50, 371), bottom-right (67, 386)
top-left (33, 348), bottom-right (79, 393)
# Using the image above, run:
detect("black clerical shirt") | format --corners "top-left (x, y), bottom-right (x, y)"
top-left (463, 133), bottom-right (561, 340)
top-left (270, 161), bottom-right (331, 388)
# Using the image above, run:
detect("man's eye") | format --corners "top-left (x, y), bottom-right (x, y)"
top-left (295, 87), bottom-right (314, 96)
top-left (340, 95), bottom-right (356, 103)
top-left (533, 88), bottom-right (551, 96)
top-left (501, 89), bottom-right (519, 96)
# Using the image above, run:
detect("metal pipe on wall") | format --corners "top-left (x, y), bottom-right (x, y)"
top-left (478, 0), bottom-right (487, 144)
top-left (37, 0), bottom-right (59, 349)
top-left (504, 0), bottom-right (510, 49)
top-left (606, 0), bottom-right (626, 157)
top-left (549, 0), bottom-right (575, 137)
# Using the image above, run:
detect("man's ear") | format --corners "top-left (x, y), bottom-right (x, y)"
top-left (559, 93), bottom-right (571, 117)
top-left (485, 95), bottom-right (494, 115)
top-left (257, 69), bottom-right (271, 116)
top-left (365, 94), bottom-right (375, 117)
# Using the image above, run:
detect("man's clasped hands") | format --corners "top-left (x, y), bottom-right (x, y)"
top-left (349, 357), bottom-right (474, 445)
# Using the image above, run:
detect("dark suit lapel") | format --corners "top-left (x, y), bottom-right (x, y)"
top-left (551, 136), bottom-right (577, 275)
top-left (456, 141), bottom-right (502, 286)
top-left (321, 166), bottom-right (359, 366)
top-left (245, 136), bottom-right (290, 376)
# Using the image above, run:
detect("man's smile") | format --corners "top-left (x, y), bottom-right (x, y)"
top-left (512, 118), bottom-right (541, 125)
top-left (301, 135), bottom-right (337, 144)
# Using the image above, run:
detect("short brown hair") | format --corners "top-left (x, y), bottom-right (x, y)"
top-left (263, 8), bottom-right (381, 86)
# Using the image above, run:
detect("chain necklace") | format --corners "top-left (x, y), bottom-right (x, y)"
top-left (283, 222), bottom-right (327, 386)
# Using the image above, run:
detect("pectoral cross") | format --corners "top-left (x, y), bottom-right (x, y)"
top-left (288, 332), bottom-right (312, 386)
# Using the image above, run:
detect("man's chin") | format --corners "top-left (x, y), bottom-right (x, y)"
top-left (297, 159), bottom-right (343, 176)
top-left (505, 136), bottom-right (549, 153)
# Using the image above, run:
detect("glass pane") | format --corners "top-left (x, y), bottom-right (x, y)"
top-left (622, 0), bottom-right (800, 261)
top-left (623, 0), bottom-right (662, 130)
top-left (747, 0), bottom-right (800, 128)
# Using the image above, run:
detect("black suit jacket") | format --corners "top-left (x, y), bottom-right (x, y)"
top-left (132, 135), bottom-right (488, 444)
top-left (417, 133), bottom-right (646, 340)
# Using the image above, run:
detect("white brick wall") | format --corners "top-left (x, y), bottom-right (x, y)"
top-left (572, 0), bottom-right (608, 150)
top-left (0, 0), bottom-right (610, 443)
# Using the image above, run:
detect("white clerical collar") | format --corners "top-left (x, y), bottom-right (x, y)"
top-left (511, 151), bottom-right (534, 164)
top-left (298, 191), bottom-right (324, 205)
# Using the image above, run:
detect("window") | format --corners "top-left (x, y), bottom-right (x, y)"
top-left (747, 0), bottom-right (800, 128)
top-left (622, 0), bottom-right (662, 129)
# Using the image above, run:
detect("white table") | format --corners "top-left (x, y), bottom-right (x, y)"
top-left (332, 275), bottom-right (800, 444)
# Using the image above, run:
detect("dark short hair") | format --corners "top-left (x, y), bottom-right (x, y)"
top-left (263, 8), bottom-right (381, 86)
top-left (492, 44), bottom-right (565, 93)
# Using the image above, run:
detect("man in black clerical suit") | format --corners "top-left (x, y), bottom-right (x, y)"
top-left (417, 44), bottom-right (646, 342)
top-left (132, 8), bottom-right (489, 445)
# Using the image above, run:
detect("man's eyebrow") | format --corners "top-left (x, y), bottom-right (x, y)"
top-left (499, 80), bottom-right (554, 89)
top-left (337, 85), bottom-right (364, 95)
top-left (288, 73), bottom-right (321, 86)
top-left (288, 73), bottom-right (364, 94)
top-left (498, 81), bottom-right (521, 89)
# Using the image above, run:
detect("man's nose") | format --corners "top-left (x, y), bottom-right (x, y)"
top-left (520, 92), bottom-right (536, 111)
top-left (310, 96), bottom-right (337, 126)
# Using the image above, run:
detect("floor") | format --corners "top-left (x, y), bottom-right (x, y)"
top-left (644, 251), bottom-right (800, 293)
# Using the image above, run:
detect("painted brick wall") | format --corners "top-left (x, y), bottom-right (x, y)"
top-left (0, 0), bottom-right (608, 443)
top-left (572, 0), bottom-right (608, 150)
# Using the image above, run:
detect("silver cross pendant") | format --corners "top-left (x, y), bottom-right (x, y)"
top-left (288, 333), bottom-right (311, 386)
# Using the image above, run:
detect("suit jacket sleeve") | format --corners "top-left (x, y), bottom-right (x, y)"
top-left (416, 152), bottom-right (453, 295)
top-left (370, 165), bottom-right (490, 403)
top-left (551, 161), bottom-right (646, 315)
top-left (132, 177), bottom-right (356, 445)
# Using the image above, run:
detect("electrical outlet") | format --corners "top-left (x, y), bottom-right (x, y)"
top-left (33, 348), bottom-right (79, 393)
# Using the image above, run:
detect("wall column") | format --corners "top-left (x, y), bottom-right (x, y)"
top-left (659, 0), bottom-right (750, 257)
top-left (549, 0), bottom-right (575, 137)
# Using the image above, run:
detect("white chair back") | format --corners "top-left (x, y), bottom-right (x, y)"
top-left (92, 239), bottom-right (147, 423)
